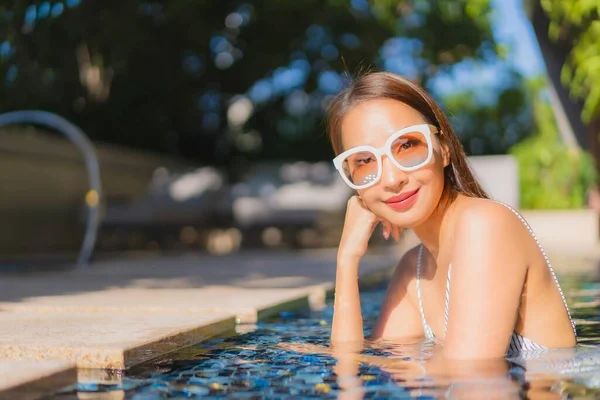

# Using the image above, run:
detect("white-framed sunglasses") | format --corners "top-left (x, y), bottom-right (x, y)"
top-left (332, 123), bottom-right (440, 190)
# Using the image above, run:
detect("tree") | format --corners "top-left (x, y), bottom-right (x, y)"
top-left (540, 0), bottom-right (600, 123)
top-left (0, 0), bottom-right (529, 174)
top-left (509, 75), bottom-right (596, 209)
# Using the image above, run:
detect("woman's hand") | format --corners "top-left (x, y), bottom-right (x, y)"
top-left (338, 196), bottom-right (401, 260)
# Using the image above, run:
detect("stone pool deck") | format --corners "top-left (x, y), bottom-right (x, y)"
top-left (0, 243), bottom-right (598, 398)
top-left (0, 248), bottom-right (398, 398)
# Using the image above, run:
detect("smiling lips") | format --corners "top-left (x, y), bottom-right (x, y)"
top-left (384, 188), bottom-right (420, 212)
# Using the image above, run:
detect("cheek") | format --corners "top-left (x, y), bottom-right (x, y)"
top-left (413, 163), bottom-right (445, 187)
top-left (357, 188), bottom-right (378, 207)
top-left (410, 166), bottom-right (446, 207)
top-left (421, 152), bottom-right (447, 185)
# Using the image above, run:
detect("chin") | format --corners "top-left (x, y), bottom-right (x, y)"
top-left (376, 207), bottom-right (419, 228)
top-left (390, 214), bottom-right (424, 230)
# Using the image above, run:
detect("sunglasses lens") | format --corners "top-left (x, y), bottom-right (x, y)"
top-left (341, 150), bottom-right (378, 188)
top-left (391, 131), bottom-right (430, 168)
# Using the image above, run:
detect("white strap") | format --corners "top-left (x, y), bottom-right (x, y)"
top-left (416, 245), bottom-right (435, 340)
top-left (491, 201), bottom-right (577, 337)
top-left (444, 265), bottom-right (451, 335)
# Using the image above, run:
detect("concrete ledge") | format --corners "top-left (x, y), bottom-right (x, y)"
top-left (0, 312), bottom-right (234, 369)
top-left (521, 209), bottom-right (599, 250)
top-left (0, 250), bottom-right (400, 394)
top-left (0, 360), bottom-right (75, 400)
top-left (0, 286), bottom-right (328, 324)
top-left (468, 155), bottom-right (519, 208)
top-left (255, 295), bottom-right (310, 322)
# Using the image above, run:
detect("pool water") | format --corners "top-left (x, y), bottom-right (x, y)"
top-left (49, 272), bottom-right (600, 399)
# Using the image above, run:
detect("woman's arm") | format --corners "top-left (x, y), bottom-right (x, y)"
top-left (333, 245), bottom-right (425, 344)
top-left (444, 203), bottom-right (528, 360)
top-left (331, 254), bottom-right (364, 344)
top-left (330, 196), bottom-right (401, 345)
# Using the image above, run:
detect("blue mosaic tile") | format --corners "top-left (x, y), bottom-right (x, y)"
top-left (45, 286), bottom-right (600, 399)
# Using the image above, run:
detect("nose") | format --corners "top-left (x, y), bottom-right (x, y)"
top-left (380, 156), bottom-right (408, 191)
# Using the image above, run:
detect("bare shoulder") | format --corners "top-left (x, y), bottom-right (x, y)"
top-left (452, 197), bottom-right (528, 269)
top-left (455, 197), bottom-right (523, 234)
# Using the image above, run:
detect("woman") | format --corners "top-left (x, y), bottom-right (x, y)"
top-left (328, 71), bottom-right (576, 360)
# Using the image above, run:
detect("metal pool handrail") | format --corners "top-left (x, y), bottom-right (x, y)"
top-left (0, 110), bottom-right (102, 268)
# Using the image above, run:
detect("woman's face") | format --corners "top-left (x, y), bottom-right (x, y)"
top-left (340, 98), bottom-right (449, 228)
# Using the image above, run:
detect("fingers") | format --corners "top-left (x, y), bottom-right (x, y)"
top-left (380, 219), bottom-right (402, 242)
top-left (392, 224), bottom-right (402, 241)
top-left (352, 196), bottom-right (402, 242)
top-left (381, 220), bottom-right (390, 240)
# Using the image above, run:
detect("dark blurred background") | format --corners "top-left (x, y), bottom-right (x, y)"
top-left (0, 0), bottom-right (598, 263)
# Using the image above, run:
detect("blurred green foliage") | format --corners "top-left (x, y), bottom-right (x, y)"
top-left (541, 0), bottom-right (600, 123)
top-left (510, 77), bottom-right (597, 209)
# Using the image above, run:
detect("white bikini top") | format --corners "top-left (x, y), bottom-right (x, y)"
top-left (414, 201), bottom-right (576, 353)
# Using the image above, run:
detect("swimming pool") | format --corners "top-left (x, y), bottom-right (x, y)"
top-left (49, 270), bottom-right (600, 399)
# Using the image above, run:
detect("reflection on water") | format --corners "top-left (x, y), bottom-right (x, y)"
top-left (51, 271), bottom-right (600, 399)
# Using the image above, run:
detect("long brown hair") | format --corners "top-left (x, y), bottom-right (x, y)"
top-left (327, 71), bottom-right (488, 199)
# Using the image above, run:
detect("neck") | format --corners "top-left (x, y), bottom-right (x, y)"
top-left (412, 190), bottom-right (460, 260)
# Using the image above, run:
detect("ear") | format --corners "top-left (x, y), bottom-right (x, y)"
top-left (441, 139), bottom-right (451, 168)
